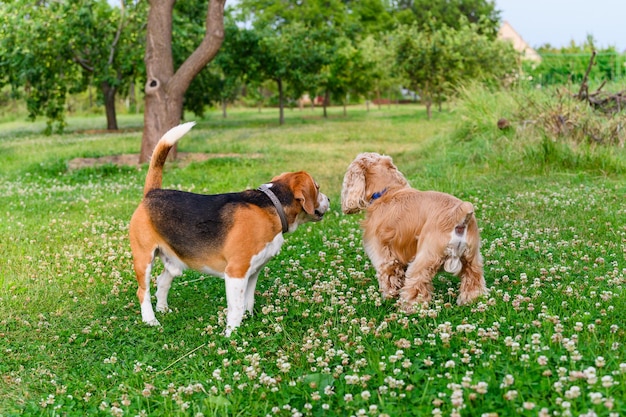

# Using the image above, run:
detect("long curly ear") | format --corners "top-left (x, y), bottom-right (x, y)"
top-left (341, 157), bottom-right (368, 214)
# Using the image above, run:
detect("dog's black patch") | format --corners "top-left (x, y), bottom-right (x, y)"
top-left (144, 185), bottom-right (294, 258)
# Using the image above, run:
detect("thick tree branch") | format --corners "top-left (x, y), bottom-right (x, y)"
top-left (170, 0), bottom-right (226, 95)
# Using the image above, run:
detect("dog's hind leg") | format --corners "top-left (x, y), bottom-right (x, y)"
top-left (457, 253), bottom-right (487, 305)
top-left (155, 253), bottom-right (184, 314)
top-left (400, 250), bottom-right (443, 311)
top-left (133, 254), bottom-right (160, 326)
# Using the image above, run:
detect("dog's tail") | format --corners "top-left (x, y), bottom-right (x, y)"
top-left (443, 201), bottom-right (476, 274)
top-left (453, 201), bottom-right (475, 235)
top-left (143, 122), bottom-right (196, 196)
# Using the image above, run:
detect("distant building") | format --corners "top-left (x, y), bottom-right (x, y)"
top-left (498, 21), bottom-right (542, 62)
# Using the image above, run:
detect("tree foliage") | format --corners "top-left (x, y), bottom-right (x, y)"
top-left (393, 20), bottom-right (517, 118)
top-left (0, 0), bottom-right (144, 133)
top-left (391, 0), bottom-right (501, 37)
top-left (527, 36), bottom-right (625, 86)
top-left (0, 0), bottom-right (530, 132)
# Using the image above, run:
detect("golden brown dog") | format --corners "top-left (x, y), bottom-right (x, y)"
top-left (129, 122), bottom-right (330, 336)
top-left (341, 152), bottom-right (486, 311)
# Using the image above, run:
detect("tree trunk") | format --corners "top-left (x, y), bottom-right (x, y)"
top-left (323, 90), bottom-right (330, 118)
top-left (222, 98), bottom-right (227, 118)
top-left (277, 78), bottom-right (284, 125)
top-left (139, 0), bottom-right (226, 163)
top-left (102, 81), bottom-right (118, 130)
top-left (128, 81), bottom-right (136, 113)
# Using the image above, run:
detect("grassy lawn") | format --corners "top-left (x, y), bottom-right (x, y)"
top-left (1, 103), bottom-right (625, 416)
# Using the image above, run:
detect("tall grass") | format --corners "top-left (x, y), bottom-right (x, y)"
top-left (1, 101), bottom-right (625, 416)
top-left (453, 83), bottom-right (626, 176)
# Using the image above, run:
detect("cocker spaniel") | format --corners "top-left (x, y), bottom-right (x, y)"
top-left (341, 152), bottom-right (486, 311)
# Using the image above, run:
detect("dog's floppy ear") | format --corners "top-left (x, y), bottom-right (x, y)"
top-left (292, 172), bottom-right (317, 215)
top-left (341, 157), bottom-right (368, 214)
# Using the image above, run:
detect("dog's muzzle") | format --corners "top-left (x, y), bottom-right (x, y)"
top-left (314, 194), bottom-right (331, 220)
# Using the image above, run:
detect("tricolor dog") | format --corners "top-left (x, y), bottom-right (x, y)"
top-left (129, 122), bottom-right (330, 336)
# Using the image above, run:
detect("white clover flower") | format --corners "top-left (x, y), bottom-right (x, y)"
top-left (279, 362), bottom-right (291, 373)
top-left (500, 374), bottom-right (515, 388)
top-left (564, 386), bottom-right (581, 399)
top-left (212, 368), bottom-right (222, 381)
top-left (361, 390), bottom-right (371, 401)
top-left (588, 392), bottom-right (603, 404)
top-left (474, 381), bottom-right (488, 394)
top-left (345, 375), bottom-right (359, 385)
top-left (601, 376), bottom-right (614, 388)
top-left (503, 390), bottom-right (518, 401)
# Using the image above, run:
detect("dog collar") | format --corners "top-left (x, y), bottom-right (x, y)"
top-left (258, 184), bottom-right (289, 234)
top-left (370, 188), bottom-right (387, 203)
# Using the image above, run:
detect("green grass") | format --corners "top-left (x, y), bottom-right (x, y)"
top-left (1, 102), bottom-right (625, 416)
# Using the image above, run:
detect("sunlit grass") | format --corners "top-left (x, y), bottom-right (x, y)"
top-left (1, 103), bottom-right (625, 416)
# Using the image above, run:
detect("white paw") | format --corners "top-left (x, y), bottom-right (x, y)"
top-left (156, 305), bottom-right (172, 313)
top-left (457, 288), bottom-right (488, 306)
top-left (144, 318), bottom-right (161, 326)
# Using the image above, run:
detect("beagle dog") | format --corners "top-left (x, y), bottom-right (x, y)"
top-left (129, 122), bottom-right (330, 336)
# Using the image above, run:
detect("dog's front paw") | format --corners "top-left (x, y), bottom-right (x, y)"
top-left (457, 288), bottom-right (488, 306)
top-left (143, 318), bottom-right (161, 326)
top-left (396, 297), bottom-right (428, 314)
top-left (224, 326), bottom-right (236, 337)
top-left (156, 304), bottom-right (172, 314)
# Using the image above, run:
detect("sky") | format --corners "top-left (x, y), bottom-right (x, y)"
top-left (495, 0), bottom-right (626, 51)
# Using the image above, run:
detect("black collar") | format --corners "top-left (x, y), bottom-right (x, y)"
top-left (258, 184), bottom-right (289, 234)
top-left (370, 188), bottom-right (387, 204)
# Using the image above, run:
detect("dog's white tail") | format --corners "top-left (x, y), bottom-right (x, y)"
top-left (444, 202), bottom-right (475, 275)
top-left (143, 122), bottom-right (196, 196)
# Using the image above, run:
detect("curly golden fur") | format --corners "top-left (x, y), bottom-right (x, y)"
top-left (341, 152), bottom-right (486, 311)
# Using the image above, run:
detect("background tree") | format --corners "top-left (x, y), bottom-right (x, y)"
top-left (62, 0), bottom-right (145, 130)
top-left (1, 2), bottom-right (81, 133)
top-left (359, 35), bottom-right (400, 110)
top-left (0, 0), bottom-right (144, 133)
top-left (254, 23), bottom-right (326, 124)
top-left (393, 20), bottom-right (516, 118)
top-left (316, 35), bottom-right (375, 117)
top-left (391, 0), bottom-right (501, 36)
top-left (186, 16), bottom-right (264, 119)
top-left (139, 0), bottom-right (226, 162)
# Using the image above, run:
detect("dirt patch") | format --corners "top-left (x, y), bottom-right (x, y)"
top-left (67, 152), bottom-right (263, 170)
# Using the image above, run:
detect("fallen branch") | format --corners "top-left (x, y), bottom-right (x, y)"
top-left (577, 50), bottom-right (596, 100)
